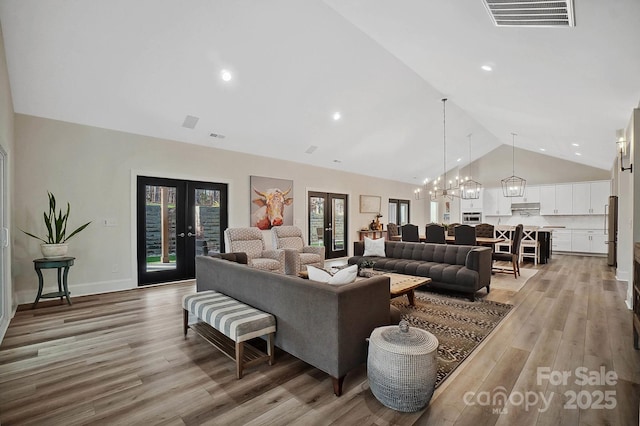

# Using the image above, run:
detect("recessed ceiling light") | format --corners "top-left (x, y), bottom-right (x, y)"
top-left (572, 143), bottom-right (580, 147)
top-left (575, 152), bottom-right (582, 156)
top-left (481, 64), bottom-right (493, 71)
top-left (539, 148), bottom-right (546, 152)
top-left (221, 70), bottom-right (232, 82)
top-left (456, 158), bottom-right (462, 162)
top-left (332, 112), bottom-right (341, 121)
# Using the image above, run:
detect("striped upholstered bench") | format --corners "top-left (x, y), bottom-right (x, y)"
top-left (182, 290), bottom-right (276, 378)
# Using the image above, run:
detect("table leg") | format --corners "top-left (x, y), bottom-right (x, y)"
top-left (57, 267), bottom-right (63, 302)
top-left (407, 289), bottom-right (415, 306)
top-left (62, 266), bottom-right (72, 305)
top-left (32, 268), bottom-right (44, 309)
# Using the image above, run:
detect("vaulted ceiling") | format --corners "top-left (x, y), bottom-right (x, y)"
top-left (1, 0), bottom-right (639, 184)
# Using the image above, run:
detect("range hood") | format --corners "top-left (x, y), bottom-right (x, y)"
top-left (511, 202), bottom-right (541, 211)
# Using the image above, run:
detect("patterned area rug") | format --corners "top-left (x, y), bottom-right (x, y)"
top-left (391, 292), bottom-right (512, 388)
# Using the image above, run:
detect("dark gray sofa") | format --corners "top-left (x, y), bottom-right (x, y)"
top-left (348, 241), bottom-right (492, 301)
top-left (195, 255), bottom-right (391, 396)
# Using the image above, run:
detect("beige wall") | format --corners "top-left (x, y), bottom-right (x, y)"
top-left (0, 20), bottom-right (15, 337)
top-left (11, 113), bottom-right (621, 306)
top-left (460, 144), bottom-right (610, 187)
top-left (13, 114), bottom-right (425, 304)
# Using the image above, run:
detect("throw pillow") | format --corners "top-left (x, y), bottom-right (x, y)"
top-left (363, 237), bottom-right (386, 257)
top-left (307, 265), bottom-right (332, 283)
top-left (328, 264), bottom-right (357, 285)
top-left (307, 264), bottom-right (357, 285)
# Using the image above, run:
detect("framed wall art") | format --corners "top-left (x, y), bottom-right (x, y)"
top-left (359, 195), bottom-right (381, 213)
top-left (250, 176), bottom-right (293, 230)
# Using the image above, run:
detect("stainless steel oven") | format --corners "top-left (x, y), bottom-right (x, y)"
top-left (462, 211), bottom-right (482, 225)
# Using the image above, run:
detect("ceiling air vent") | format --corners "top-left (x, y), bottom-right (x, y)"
top-left (182, 115), bottom-right (199, 129)
top-left (482, 0), bottom-right (575, 27)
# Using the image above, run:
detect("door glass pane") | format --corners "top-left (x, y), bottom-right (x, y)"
top-left (145, 185), bottom-right (177, 272)
top-left (194, 188), bottom-right (222, 256)
top-left (399, 202), bottom-right (409, 225)
top-left (430, 201), bottom-right (439, 223)
top-left (310, 196), bottom-right (325, 247)
top-left (332, 198), bottom-right (345, 251)
top-left (388, 202), bottom-right (398, 224)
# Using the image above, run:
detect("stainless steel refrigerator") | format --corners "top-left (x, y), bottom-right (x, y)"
top-left (607, 195), bottom-right (618, 266)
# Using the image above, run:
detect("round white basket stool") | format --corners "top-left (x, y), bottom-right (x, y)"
top-left (367, 320), bottom-right (439, 412)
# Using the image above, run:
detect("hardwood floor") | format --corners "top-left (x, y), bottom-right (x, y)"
top-left (1, 255), bottom-right (638, 425)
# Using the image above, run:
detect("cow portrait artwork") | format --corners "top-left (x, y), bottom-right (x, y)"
top-left (249, 176), bottom-right (294, 230)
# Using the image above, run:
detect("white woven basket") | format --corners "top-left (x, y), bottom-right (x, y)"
top-left (367, 321), bottom-right (439, 412)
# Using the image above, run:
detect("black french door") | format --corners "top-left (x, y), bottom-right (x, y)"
top-left (136, 176), bottom-right (228, 285)
top-left (308, 191), bottom-right (348, 259)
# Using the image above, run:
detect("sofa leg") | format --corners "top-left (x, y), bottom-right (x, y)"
top-left (469, 293), bottom-right (475, 302)
top-left (183, 309), bottom-right (189, 337)
top-left (332, 376), bottom-right (345, 396)
top-left (486, 284), bottom-right (490, 294)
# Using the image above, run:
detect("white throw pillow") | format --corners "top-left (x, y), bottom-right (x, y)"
top-left (307, 264), bottom-right (357, 285)
top-left (363, 237), bottom-right (386, 257)
top-left (307, 265), bottom-right (332, 283)
top-left (328, 264), bottom-right (357, 285)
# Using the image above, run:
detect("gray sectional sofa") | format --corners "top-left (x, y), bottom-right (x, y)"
top-left (195, 255), bottom-right (392, 396)
top-left (348, 241), bottom-right (492, 301)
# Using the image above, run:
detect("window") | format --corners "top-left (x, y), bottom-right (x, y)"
top-left (430, 201), bottom-right (439, 223)
top-left (388, 199), bottom-right (410, 225)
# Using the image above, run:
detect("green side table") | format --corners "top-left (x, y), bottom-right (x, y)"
top-left (32, 257), bottom-right (75, 309)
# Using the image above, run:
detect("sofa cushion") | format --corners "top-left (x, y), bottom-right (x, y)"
top-left (364, 237), bottom-right (386, 257)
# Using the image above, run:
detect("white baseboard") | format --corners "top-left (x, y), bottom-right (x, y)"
top-left (0, 316), bottom-right (9, 344)
top-left (0, 304), bottom-right (16, 344)
top-left (616, 271), bottom-right (630, 283)
top-left (16, 278), bottom-right (137, 306)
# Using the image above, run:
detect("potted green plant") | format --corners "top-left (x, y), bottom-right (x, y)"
top-left (358, 259), bottom-right (377, 277)
top-left (21, 192), bottom-right (91, 259)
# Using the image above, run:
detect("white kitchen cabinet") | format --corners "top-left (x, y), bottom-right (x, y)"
top-left (540, 184), bottom-right (573, 215)
top-left (460, 198), bottom-right (482, 213)
top-left (591, 232), bottom-right (608, 254)
top-left (571, 230), bottom-right (607, 254)
top-left (511, 185), bottom-right (540, 204)
top-left (552, 230), bottom-right (572, 252)
top-left (589, 181), bottom-right (610, 215)
top-left (483, 188), bottom-right (512, 216)
top-left (572, 181), bottom-right (610, 215)
top-left (460, 189), bottom-right (483, 212)
top-left (572, 183), bottom-right (591, 215)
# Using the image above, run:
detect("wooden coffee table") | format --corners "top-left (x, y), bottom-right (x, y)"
top-left (385, 272), bottom-right (431, 306)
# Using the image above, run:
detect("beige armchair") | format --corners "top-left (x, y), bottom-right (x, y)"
top-left (224, 227), bottom-right (285, 274)
top-left (271, 226), bottom-right (325, 275)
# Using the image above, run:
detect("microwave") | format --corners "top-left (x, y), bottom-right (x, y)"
top-left (462, 212), bottom-right (482, 224)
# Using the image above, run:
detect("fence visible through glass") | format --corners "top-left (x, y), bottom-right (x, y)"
top-left (194, 188), bottom-right (222, 256)
top-left (332, 198), bottom-right (345, 251)
top-left (310, 196), bottom-right (324, 247)
top-left (145, 185), bottom-right (177, 272)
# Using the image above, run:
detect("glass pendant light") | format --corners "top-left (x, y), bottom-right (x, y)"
top-left (501, 132), bottom-right (526, 197)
